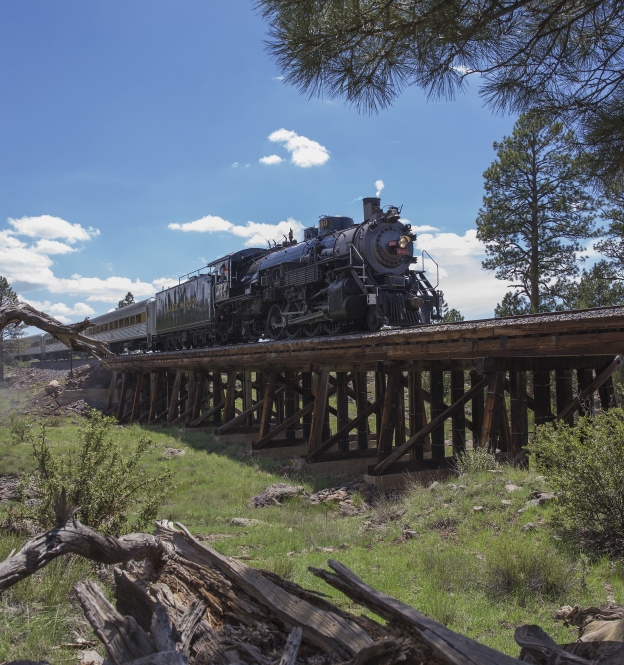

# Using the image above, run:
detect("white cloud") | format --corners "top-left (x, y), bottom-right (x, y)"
top-left (231, 162), bottom-right (239, 168)
top-left (259, 154), bottom-right (283, 165)
top-left (8, 215), bottom-right (99, 243)
top-left (400, 218), bottom-right (439, 233)
top-left (272, 75), bottom-right (285, 81)
top-left (375, 180), bottom-right (384, 197)
top-left (169, 214), bottom-right (305, 247)
top-left (23, 299), bottom-right (96, 323)
top-left (414, 228), bottom-right (508, 319)
top-left (0, 218), bottom-right (160, 304)
top-left (268, 129), bottom-right (329, 167)
top-left (33, 239), bottom-right (77, 255)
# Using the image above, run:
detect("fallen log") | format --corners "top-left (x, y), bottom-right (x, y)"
top-left (0, 490), bottom-right (163, 592)
top-left (0, 302), bottom-right (113, 359)
top-left (2, 504), bottom-right (624, 665)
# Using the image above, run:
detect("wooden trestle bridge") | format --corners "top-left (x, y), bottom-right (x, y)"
top-left (103, 306), bottom-right (624, 476)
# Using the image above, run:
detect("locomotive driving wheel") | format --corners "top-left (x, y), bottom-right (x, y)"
top-left (265, 304), bottom-right (284, 340)
top-left (283, 304), bottom-right (301, 339)
top-left (302, 321), bottom-right (321, 337)
top-left (323, 320), bottom-right (344, 336)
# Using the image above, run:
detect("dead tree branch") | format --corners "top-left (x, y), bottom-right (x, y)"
top-left (0, 491), bottom-right (163, 592)
top-left (0, 301), bottom-right (114, 359)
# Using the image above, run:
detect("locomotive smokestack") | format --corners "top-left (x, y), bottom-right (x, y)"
top-left (363, 197), bottom-right (381, 222)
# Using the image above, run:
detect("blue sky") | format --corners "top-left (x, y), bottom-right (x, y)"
top-left (0, 0), bottom-right (524, 322)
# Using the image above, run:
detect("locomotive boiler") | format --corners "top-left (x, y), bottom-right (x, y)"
top-left (150, 197), bottom-right (443, 350)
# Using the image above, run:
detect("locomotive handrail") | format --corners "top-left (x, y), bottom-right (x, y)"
top-left (421, 250), bottom-right (439, 289)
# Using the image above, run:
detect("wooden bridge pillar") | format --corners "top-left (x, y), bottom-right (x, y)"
top-left (430, 370), bottom-right (445, 459)
top-left (481, 372), bottom-right (503, 450)
top-left (377, 370), bottom-right (401, 462)
top-left (336, 372), bottom-right (350, 451)
top-left (598, 370), bottom-right (617, 411)
top-left (451, 370), bottom-right (466, 455)
top-left (577, 368), bottom-right (595, 416)
top-left (213, 372), bottom-right (224, 427)
top-left (470, 370), bottom-right (484, 446)
top-left (243, 372), bottom-right (253, 426)
top-left (117, 373), bottom-right (128, 421)
top-left (408, 371), bottom-right (424, 461)
top-left (555, 369), bottom-right (574, 426)
top-left (148, 372), bottom-right (159, 423)
top-left (259, 371), bottom-right (277, 439)
top-left (130, 372), bottom-right (144, 423)
top-left (167, 372), bottom-right (182, 424)
top-left (533, 370), bottom-right (553, 426)
top-left (395, 375), bottom-right (406, 448)
top-left (355, 371), bottom-right (369, 449)
top-left (223, 371), bottom-right (238, 424)
top-left (509, 371), bottom-right (528, 458)
top-left (284, 372), bottom-right (296, 442)
top-left (374, 368), bottom-right (385, 439)
top-left (308, 370), bottom-right (330, 453)
top-left (302, 372), bottom-right (313, 439)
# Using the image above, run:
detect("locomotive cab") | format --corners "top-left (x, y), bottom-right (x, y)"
top-left (317, 215), bottom-right (354, 235)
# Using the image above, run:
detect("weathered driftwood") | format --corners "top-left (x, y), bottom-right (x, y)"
top-left (170, 521), bottom-right (374, 659)
top-left (3, 514), bottom-right (624, 665)
top-left (310, 558), bottom-right (523, 665)
top-left (0, 491), bottom-right (162, 592)
top-left (0, 302), bottom-right (113, 359)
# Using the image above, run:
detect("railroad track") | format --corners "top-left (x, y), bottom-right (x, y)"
top-left (105, 305), bottom-right (624, 373)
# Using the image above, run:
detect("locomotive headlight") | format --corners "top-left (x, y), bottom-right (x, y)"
top-left (399, 235), bottom-right (411, 249)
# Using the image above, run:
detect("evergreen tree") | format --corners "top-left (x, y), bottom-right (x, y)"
top-left (0, 277), bottom-right (23, 383)
top-left (595, 180), bottom-right (624, 278)
top-left (476, 112), bottom-right (596, 314)
top-left (560, 262), bottom-right (624, 310)
top-left (117, 292), bottom-right (135, 309)
top-left (259, 0), bottom-right (624, 177)
top-left (442, 306), bottom-right (464, 323)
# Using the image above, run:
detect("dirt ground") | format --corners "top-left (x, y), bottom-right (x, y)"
top-left (1, 364), bottom-right (106, 418)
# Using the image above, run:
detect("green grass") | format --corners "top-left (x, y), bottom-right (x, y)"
top-left (1, 406), bottom-right (623, 660)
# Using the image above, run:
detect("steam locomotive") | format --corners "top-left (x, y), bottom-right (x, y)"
top-left (16, 196), bottom-right (443, 360)
top-left (152, 196), bottom-right (442, 349)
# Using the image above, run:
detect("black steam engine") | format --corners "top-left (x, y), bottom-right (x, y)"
top-left (151, 197), bottom-right (442, 350)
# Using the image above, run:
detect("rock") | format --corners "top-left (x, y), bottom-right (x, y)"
top-left (504, 483), bottom-right (520, 492)
top-left (521, 522), bottom-right (537, 532)
top-left (229, 518), bottom-right (263, 527)
top-left (533, 475), bottom-right (546, 482)
top-left (248, 483), bottom-right (309, 508)
top-left (78, 651), bottom-right (104, 665)
top-left (427, 481), bottom-right (439, 491)
top-left (501, 499), bottom-right (512, 506)
top-left (162, 447), bottom-right (185, 459)
top-left (403, 529), bottom-right (419, 539)
top-left (312, 544), bottom-right (348, 553)
top-left (45, 380), bottom-right (61, 395)
top-left (488, 469), bottom-right (504, 474)
top-left (473, 505), bottom-right (484, 512)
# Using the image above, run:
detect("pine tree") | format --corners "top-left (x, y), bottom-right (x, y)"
top-left (476, 112), bottom-right (596, 314)
top-left (560, 262), bottom-right (624, 310)
top-left (117, 292), bottom-right (135, 309)
top-left (0, 276), bottom-right (23, 383)
top-left (259, 0), bottom-right (624, 178)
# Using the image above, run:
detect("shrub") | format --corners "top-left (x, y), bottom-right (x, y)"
top-left (8, 414), bottom-right (34, 445)
top-left (529, 408), bottom-right (624, 551)
top-left (453, 446), bottom-right (499, 475)
top-left (16, 409), bottom-right (173, 535)
top-left (484, 538), bottom-right (574, 605)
